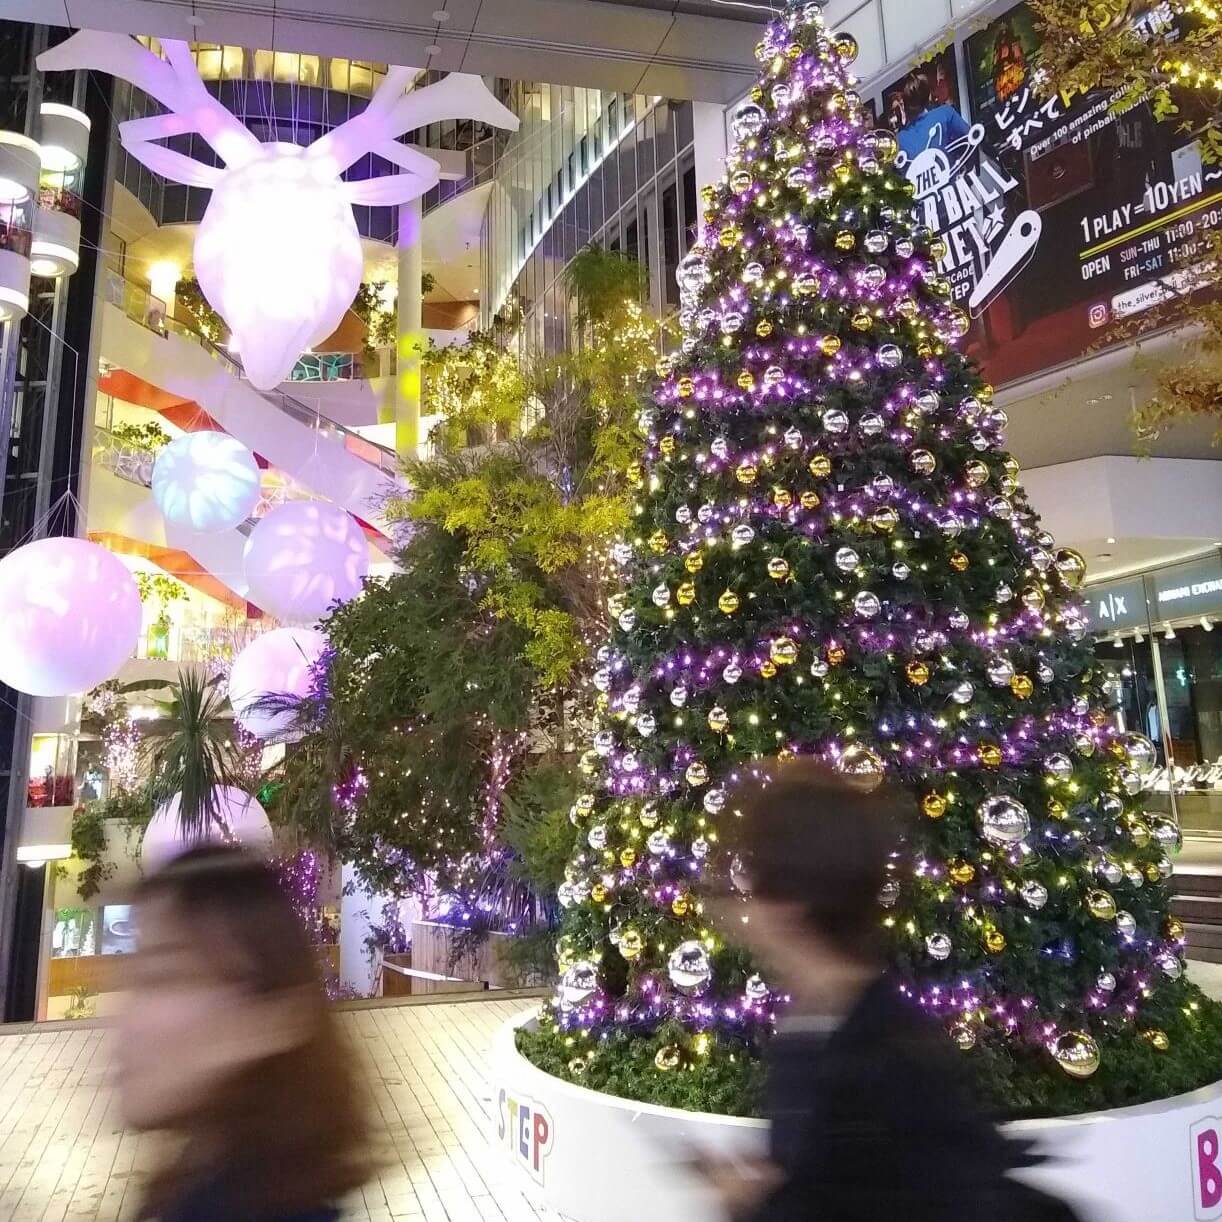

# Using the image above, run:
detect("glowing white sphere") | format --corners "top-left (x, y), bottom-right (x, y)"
top-left (228, 627), bottom-right (327, 742)
top-left (194, 145), bottom-right (364, 390)
top-left (0, 537), bottom-right (141, 696)
top-left (243, 501), bottom-right (368, 624)
top-left (142, 787), bottom-right (273, 872)
top-left (151, 431), bottom-right (261, 534)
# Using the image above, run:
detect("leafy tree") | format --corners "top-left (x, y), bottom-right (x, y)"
top-left (144, 668), bottom-right (249, 839)
top-left (1030, 0), bottom-right (1221, 161)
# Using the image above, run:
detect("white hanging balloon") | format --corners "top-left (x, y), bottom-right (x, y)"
top-left (242, 501), bottom-right (368, 624)
top-left (142, 787), bottom-right (274, 872)
top-left (228, 627), bottom-right (327, 742)
top-left (0, 537), bottom-right (141, 696)
top-left (151, 431), bottom-right (261, 534)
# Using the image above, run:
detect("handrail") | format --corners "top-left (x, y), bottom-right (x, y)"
top-left (104, 270), bottom-right (401, 477)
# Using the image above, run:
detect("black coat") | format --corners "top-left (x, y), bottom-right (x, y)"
top-left (160, 1177), bottom-right (339, 1222)
top-left (753, 975), bottom-right (1079, 1222)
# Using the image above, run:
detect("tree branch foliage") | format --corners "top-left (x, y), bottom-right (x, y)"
top-left (1030, 0), bottom-right (1221, 160)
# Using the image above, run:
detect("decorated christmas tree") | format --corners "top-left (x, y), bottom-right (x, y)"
top-left (521, 0), bottom-right (1222, 1115)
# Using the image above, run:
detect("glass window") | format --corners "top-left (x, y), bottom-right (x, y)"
top-left (638, 109), bottom-right (656, 182)
top-left (624, 211), bottom-right (638, 264)
top-left (640, 190), bottom-right (654, 305)
top-left (661, 178), bottom-right (679, 307)
top-left (221, 46), bottom-right (244, 79)
top-left (298, 55), bottom-right (321, 86)
top-left (602, 155), bottom-right (619, 218)
top-left (589, 166), bottom-right (605, 233)
top-left (194, 44), bottom-right (223, 80)
top-left (329, 58), bottom-right (350, 91)
top-left (1158, 626), bottom-right (1222, 832)
top-left (655, 102), bottom-right (676, 168)
top-left (681, 159), bottom-right (698, 249)
top-left (273, 52), bottom-right (299, 83)
top-left (619, 123), bottom-right (637, 201)
top-left (675, 102), bottom-right (694, 153)
top-left (350, 61), bottom-right (375, 95)
top-left (580, 135), bottom-right (589, 176)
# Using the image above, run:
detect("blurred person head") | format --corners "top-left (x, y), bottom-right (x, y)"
top-left (121, 845), bottom-right (372, 1217)
top-left (716, 760), bottom-right (910, 1008)
top-left (902, 72), bottom-right (933, 120)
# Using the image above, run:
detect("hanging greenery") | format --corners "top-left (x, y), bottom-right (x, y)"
top-left (111, 420), bottom-right (172, 453)
top-left (1030, 0), bottom-right (1221, 161)
top-left (175, 276), bottom-right (226, 342)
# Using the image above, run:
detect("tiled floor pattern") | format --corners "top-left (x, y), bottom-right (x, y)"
top-left (0, 997), bottom-right (556, 1222)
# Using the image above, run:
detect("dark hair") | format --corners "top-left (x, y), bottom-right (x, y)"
top-left (136, 846), bottom-right (374, 1218)
top-left (728, 759), bottom-right (910, 953)
top-left (902, 72), bottom-right (933, 117)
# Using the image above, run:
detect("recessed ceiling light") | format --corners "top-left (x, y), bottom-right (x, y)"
top-left (1106, 536), bottom-right (1116, 544)
top-left (432, 9), bottom-right (450, 20)
top-left (425, 44), bottom-right (442, 55)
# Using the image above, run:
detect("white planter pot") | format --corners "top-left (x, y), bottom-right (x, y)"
top-left (490, 1009), bottom-right (1222, 1222)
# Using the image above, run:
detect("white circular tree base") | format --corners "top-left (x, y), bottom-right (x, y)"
top-left (490, 1009), bottom-right (1222, 1222)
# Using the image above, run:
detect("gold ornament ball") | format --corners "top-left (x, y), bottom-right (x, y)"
top-left (773, 485), bottom-right (793, 508)
top-left (659, 435), bottom-right (676, 456)
top-left (1010, 674), bottom-right (1034, 700)
top-left (906, 660), bottom-right (931, 686)
top-left (949, 551), bottom-right (970, 572)
top-left (871, 508), bottom-right (899, 533)
top-left (677, 582), bottom-right (696, 606)
top-left (730, 169), bottom-right (753, 195)
top-left (771, 636), bottom-right (799, 666)
top-left (800, 490), bottom-right (821, 510)
top-left (929, 237), bottom-right (949, 261)
top-left (707, 707), bottom-right (729, 732)
top-left (700, 184), bottom-right (717, 204)
top-left (626, 462), bottom-right (643, 487)
top-left (620, 847), bottom-right (637, 868)
top-left (685, 551), bottom-right (704, 573)
top-left (964, 460), bottom-right (989, 487)
top-left (1021, 586), bottom-right (1046, 611)
top-left (827, 644), bottom-right (847, 666)
top-left (922, 792), bottom-right (948, 819)
top-left (1143, 1028), bottom-right (1170, 1052)
top-left (718, 590), bottom-right (741, 614)
top-left (1145, 863), bottom-right (1161, 883)
top-left (767, 556), bottom-right (791, 580)
top-left (1086, 888), bottom-right (1117, 920)
top-left (672, 895), bottom-right (690, 917)
top-left (1166, 916), bottom-right (1185, 940)
top-left (950, 1021), bottom-right (977, 1051)
top-left (948, 859), bottom-right (975, 885)
top-left (677, 376), bottom-right (695, 398)
top-left (655, 1044), bottom-right (681, 1071)
top-left (834, 230), bottom-right (856, 252)
top-left (718, 226), bottom-right (741, 249)
top-left (737, 370), bottom-right (756, 391)
top-left (649, 530), bottom-right (668, 553)
top-left (809, 453), bottom-right (832, 477)
top-left (984, 927), bottom-right (1006, 953)
top-left (978, 742), bottom-right (1003, 767)
top-left (1047, 799), bottom-right (1067, 820)
top-left (619, 929), bottom-right (644, 960)
top-left (759, 659), bottom-right (778, 679)
top-left (851, 311), bottom-right (873, 332)
top-left (756, 319), bottom-right (774, 338)
top-left (591, 883), bottom-right (608, 903)
top-left (874, 130), bottom-right (899, 163)
top-left (819, 335), bottom-right (842, 357)
top-left (1051, 1031), bottom-right (1101, 1079)
top-left (736, 461), bottom-right (759, 485)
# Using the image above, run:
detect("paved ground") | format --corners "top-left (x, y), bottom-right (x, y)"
top-left (6, 964), bottom-right (1222, 1222)
top-left (0, 995), bottom-right (556, 1222)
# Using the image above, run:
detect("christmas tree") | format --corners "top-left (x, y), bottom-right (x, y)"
top-left (522, 0), bottom-right (1222, 1115)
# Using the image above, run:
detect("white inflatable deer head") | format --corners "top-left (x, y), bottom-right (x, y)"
top-left (38, 34), bottom-right (518, 389)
